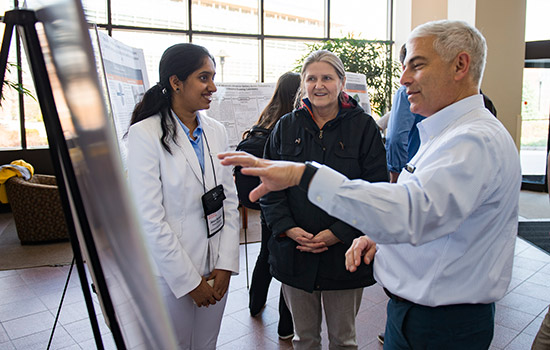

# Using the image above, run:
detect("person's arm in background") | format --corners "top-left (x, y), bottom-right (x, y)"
top-left (386, 86), bottom-right (416, 183)
top-left (377, 111), bottom-right (391, 131)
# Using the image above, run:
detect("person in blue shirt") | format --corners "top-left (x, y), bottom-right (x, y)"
top-left (385, 85), bottom-right (426, 183)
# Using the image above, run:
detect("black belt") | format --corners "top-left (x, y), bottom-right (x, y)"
top-left (384, 288), bottom-right (413, 304)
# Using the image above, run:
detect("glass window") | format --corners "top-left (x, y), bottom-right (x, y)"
top-left (193, 35), bottom-right (259, 83)
top-left (81, 0), bottom-right (107, 25)
top-left (521, 63), bottom-right (550, 176)
top-left (20, 46), bottom-right (46, 148)
top-left (0, 25), bottom-right (22, 149)
top-left (330, 0), bottom-right (387, 39)
top-left (111, 0), bottom-right (188, 30)
top-left (112, 30), bottom-right (189, 85)
top-left (525, 0), bottom-right (550, 41)
top-left (264, 0), bottom-right (325, 38)
top-left (192, 0), bottom-right (258, 34)
top-left (1, 0), bottom-right (14, 14)
top-left (264, 39), bottom-right (313, 82)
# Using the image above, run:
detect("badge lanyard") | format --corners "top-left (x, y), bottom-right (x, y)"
top-left (200, 131), bottom-right (226, 239)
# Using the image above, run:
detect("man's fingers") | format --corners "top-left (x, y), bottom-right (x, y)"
top-left (240, 166), bottom-right (267, 177)
top-left (363, 243), bottom-right (376, 265)
top-left (218, 152), bottom-right (260, 167)
top-left (249, 184), bottom-right (270, 202)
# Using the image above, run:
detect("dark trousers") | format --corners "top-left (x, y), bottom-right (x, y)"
top-left (249, 219), bottom-right (293, 335)
top-left (384, 295), bottom-right (495, 350)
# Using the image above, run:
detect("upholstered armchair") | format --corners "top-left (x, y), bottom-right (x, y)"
top-left (5, 174), bottom-right (70, 244)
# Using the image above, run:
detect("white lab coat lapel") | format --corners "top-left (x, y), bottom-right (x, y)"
top-left (174, 121), bottom-right (204, 186)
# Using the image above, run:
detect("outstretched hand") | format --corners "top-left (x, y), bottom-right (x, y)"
top-left (218, 151), bottom-right (305, 202)
top-left (345, 236), bottom-right (377, 272)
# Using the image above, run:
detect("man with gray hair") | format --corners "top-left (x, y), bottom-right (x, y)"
top-left (219, 19), bottom-right (521, 349)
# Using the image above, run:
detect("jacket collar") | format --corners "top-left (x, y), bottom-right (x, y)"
top-left (300, 92), bottom-right (359, 129)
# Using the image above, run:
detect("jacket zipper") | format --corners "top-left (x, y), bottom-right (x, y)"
top-left (319, 130), bottom-right (324, 139)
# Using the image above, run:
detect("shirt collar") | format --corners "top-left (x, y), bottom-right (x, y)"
top-left (173, 110), bottom-right (203, 139)
top-left (417, 94), bottom-right (484, 143)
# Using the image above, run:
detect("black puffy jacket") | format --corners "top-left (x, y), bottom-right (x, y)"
top-left (260, 96), bottom-right (388, 292)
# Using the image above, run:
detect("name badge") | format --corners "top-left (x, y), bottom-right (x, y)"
top-left (201, 184), bottom-right (226, 238)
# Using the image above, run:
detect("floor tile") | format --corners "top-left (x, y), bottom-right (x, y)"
top-left (10, 327), bottom-right (76, 350)
top-left (0, 297), bottom-right (48, 323)
top-left (63, 318), bottom-right (109, 344)
top-left (517, 246), bottom-right (550, 263)
top-left (514, 238), bottom-right (531, 255)
top-left (3, 310), bottom-right (55, 340)
top-left (56, 300), bottom-right (93, 326)
top-left (362, 284), bottom-right (389, 304)
top-left (512, 256), bottom-right (548, 272)
top-left (356, 302), bottom-right (387, 346)
top-left (0, 325), bottom-right (8, 343)
top-left (540, 263), bottom-right (550, 275)
top-left (0, 285), bottom-right (36, 307)
top-left (217, 314), bottom-right (255, 347)
top-left (491, 323), bottom-right (519, 349)
top-left (0, 342), bottom-right (15, 350)
top-left (497, 291), bottom-right (550, 316)
top-left (526, 270), bottom-right (550, 287)
top-left (0, 271), bottom-right (17, 279)
top-left (513, 281), bottom-right (550, 302)
top-left (39, 285), bottom-right (85, 310)
top-left (511, 265), bottom-right (537, 281)
top-left (505, 277), bottom-right (524, 293)
top-left (223, 288), bottom-right (250, 316)
top-left (495, 304), bottom-right (538, 332)
top-left (0, 276), bottom-right (26, 291)
top-left (217, 331), bottom-right (283, 350)
top-left (523, 316), bottom-right (545, 336)
top-left (0, 233), bottom-right (547, 349)
top-left (504, 332), bottom-right (536, 349)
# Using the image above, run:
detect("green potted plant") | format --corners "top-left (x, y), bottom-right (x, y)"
top-left (0, 62), bottom-right (34, 106)
top-left (296, 35), bottom-right (401, 117)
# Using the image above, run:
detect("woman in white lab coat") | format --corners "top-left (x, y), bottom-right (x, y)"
top-left (127, 43), bottom-right (239, 349)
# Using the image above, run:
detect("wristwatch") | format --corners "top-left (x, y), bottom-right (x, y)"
top-left (298, 161), bottom-right (321, 192)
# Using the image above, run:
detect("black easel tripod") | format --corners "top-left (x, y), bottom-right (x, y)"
top-left (0, 9), bottom-right (126, 349)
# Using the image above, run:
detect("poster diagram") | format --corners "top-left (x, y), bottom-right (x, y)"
top-left (96, 31), bottom-right (149, 167)
top-left (206, 83), bottom-right (275, 148)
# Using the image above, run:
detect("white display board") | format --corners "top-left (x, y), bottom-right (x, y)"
top-left (206, 83), bottom-right (275, 148)
top-left (96, 31), bottom-right (149, 167)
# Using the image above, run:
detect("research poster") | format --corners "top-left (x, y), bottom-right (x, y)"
top-left (96, 31), bottom-right (149, 166)
top-left (206, 83), bottom-right (275, 148)
top-left (345, 72), bottom-right (372, 115)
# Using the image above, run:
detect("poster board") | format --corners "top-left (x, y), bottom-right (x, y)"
top-left (23, 0), bottom-right (178, 348)
top-left (345, 72), bottom-right (372, 115)
top-left (95, 31), bottom-right (149, 167)
top-left (206, 83), bottom-right (275, 148)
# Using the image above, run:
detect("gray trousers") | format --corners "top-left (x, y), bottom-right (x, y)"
top-left (282, 283), bottom-right (363, 350)
top-left (157, 276), bottom-right (228, 350)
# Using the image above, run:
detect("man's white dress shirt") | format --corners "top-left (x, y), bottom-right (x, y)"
top-left (308, 94), bottom-right (521, 307)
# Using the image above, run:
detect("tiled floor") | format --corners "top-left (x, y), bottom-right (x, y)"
top-left (1, 192), bottom-right (549, 349)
